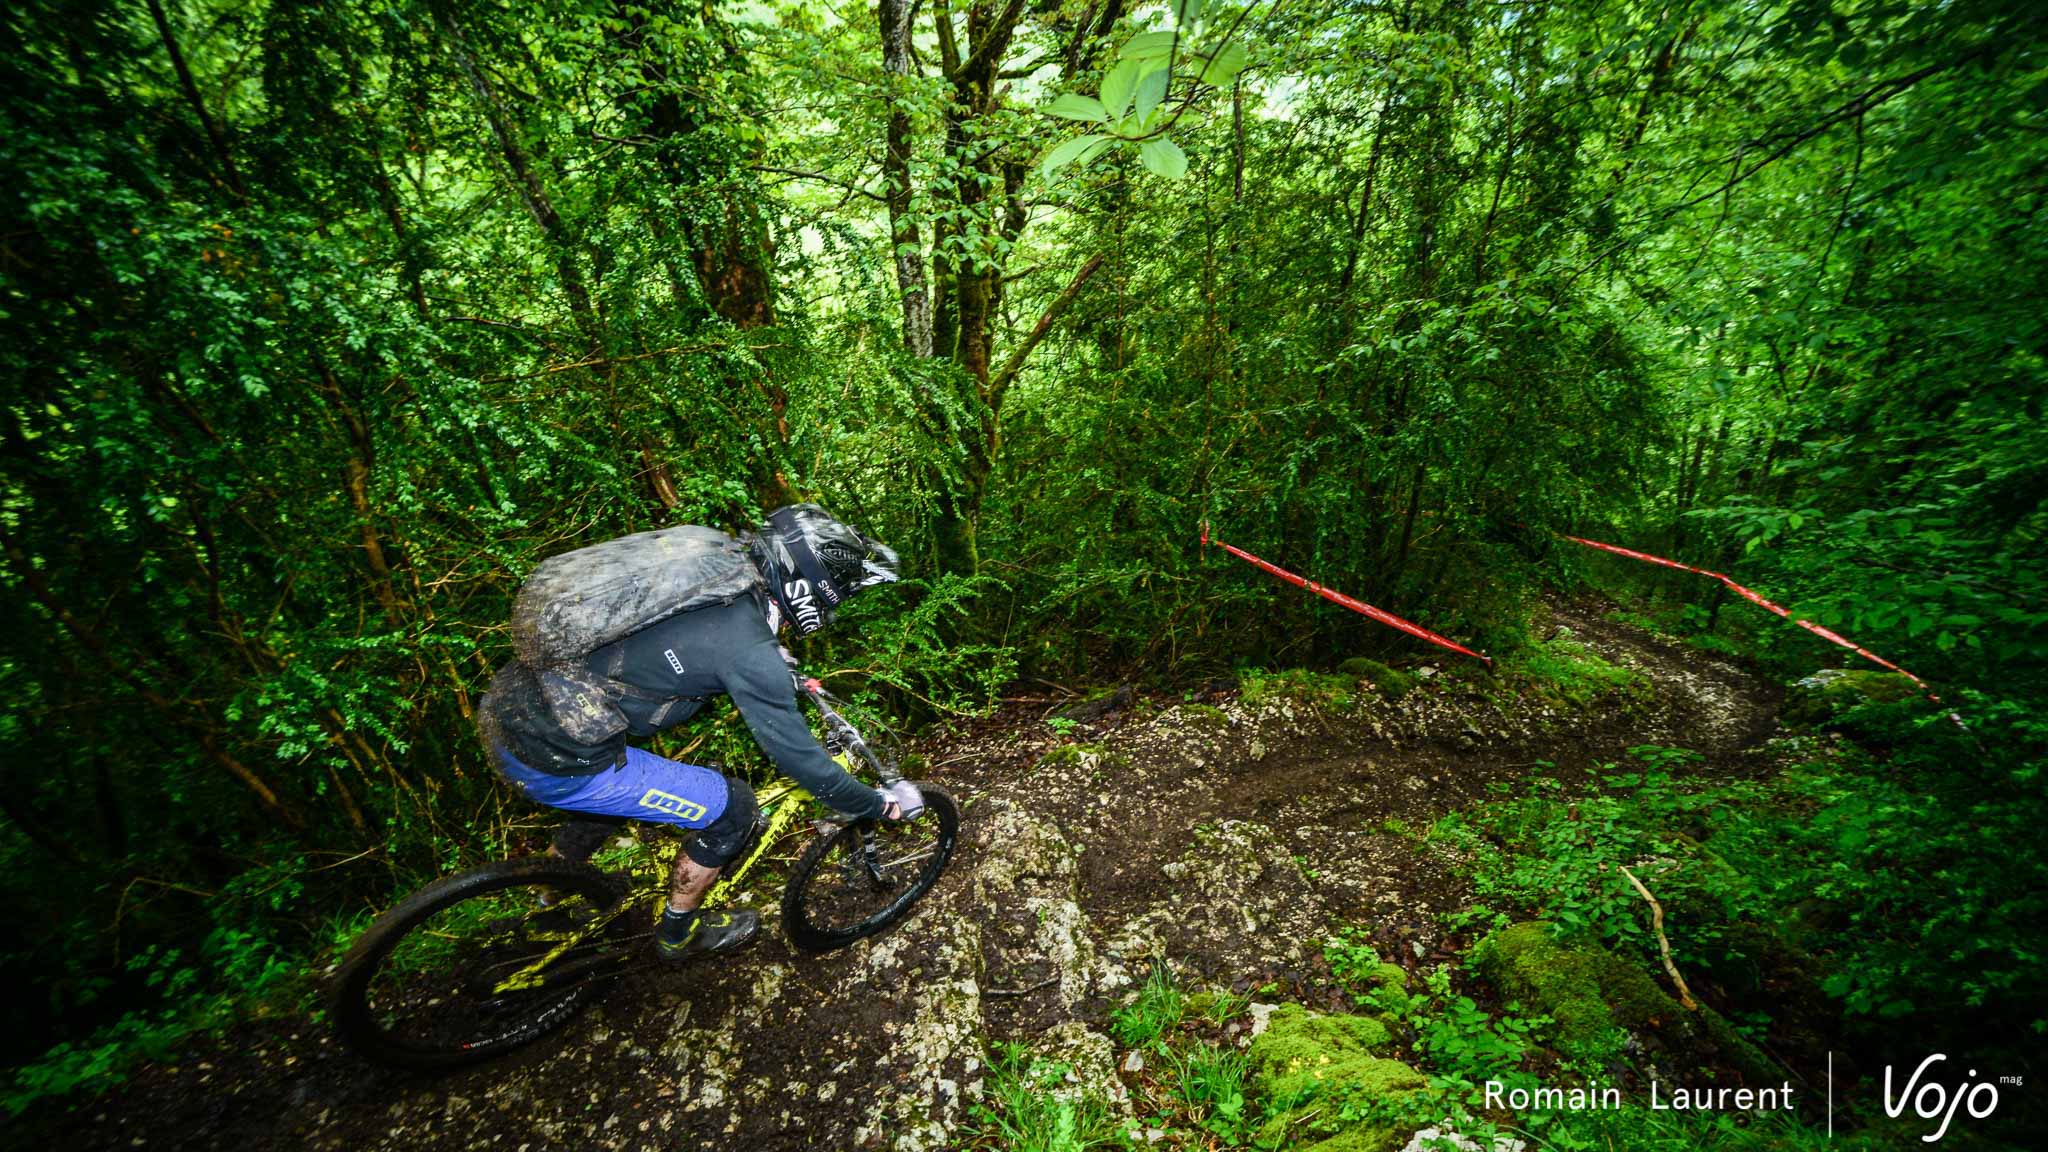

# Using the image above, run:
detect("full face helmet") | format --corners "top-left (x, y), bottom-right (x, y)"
top-left (753, 504), bottom-right (900, 635)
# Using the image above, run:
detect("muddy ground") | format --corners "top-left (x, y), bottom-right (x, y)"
top-left (29, 598), bottom-right (1785, 1152)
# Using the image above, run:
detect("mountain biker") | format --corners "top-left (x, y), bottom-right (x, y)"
top-left (478, 504), bottom-right (909, 962)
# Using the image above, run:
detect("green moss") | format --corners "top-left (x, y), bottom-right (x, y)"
top-left (1336, 658), bottom-right (1419, 701)
top-left (1295, 1126), bottom-right (1413, 1152)
top-left (1240, 668), bottom-right (1359, 713)
top-left (1178, 702), bottom-right (1231, 727)
top-left (1035, 743), bottom-right (1124, 771)
top-left (1471, 923), bottom-right (1632, 1061)
top-left (1248, 1005), bottom-right (1425, 1152)
top-left (1249, 1004), bottom-right (1394, 1083)
top-left (1500, 636), bottom-right (1645, 712)
top-left (1782, 670), bottom-right (1920, 727)
top-left (1473, 922), bottom-right (1777, 1083)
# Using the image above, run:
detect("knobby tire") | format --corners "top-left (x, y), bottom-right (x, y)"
top-left (329, 856), bottom-right (626, 1071)
top-left (782, 786), bottom-right (959, 951)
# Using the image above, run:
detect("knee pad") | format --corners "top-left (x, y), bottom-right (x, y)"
top-left (684, 775), bottom-right (760, 868)
top-left (722, 774), bottom-right (760, 835)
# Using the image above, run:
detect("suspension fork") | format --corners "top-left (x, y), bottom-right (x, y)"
top-left (795, 673), bottom-right (903, 788)
top-left (795, 674), bottom-right (903, 889)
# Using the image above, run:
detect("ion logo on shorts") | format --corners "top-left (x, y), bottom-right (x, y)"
top-left (637, 788), bottom-right (707, 822)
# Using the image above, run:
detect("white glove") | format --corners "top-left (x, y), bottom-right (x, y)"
top-left (877, 780), bottom-right (925, 821)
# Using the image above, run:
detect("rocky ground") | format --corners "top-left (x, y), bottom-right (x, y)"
top-left (40, 598), bottom-right (1782, 1152)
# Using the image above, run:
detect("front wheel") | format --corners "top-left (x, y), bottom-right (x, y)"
top-left (329, 856), bottom-right (628, 1071)
top-left (782, 786), bottom-right (959, 951)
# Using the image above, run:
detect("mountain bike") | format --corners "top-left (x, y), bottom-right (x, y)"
top-left (329, 676), bottom-right (959, 1071)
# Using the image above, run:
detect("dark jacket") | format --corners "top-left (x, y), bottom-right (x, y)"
top-left (482, 597), bottom-right (883, 819)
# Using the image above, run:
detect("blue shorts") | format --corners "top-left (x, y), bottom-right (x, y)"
top-left (498, 745), bottom-right (730, 830)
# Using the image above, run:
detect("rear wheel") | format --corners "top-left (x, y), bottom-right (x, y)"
top-left (329, 857), bottom-right (629, 1071)
top-left (782, 786), bottom-right (959, 951)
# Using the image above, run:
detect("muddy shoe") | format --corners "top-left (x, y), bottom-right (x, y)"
top-left (654, 907), bottom-right (760, 963)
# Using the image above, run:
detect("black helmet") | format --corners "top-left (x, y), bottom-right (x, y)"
top-left (753, 504), bottom-right (900, 635)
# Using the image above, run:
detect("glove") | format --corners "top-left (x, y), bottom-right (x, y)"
top-left (877, 779), bottom-right (925, 822)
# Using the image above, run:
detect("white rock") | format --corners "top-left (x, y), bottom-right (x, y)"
top-left (1247, 1002), bottom-right (1281, 1037)
top-left (1400, 1125), bottom-right (1526, 1152)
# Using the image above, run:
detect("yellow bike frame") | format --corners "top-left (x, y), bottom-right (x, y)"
top-left (491, 772), bottom-right (831, 994)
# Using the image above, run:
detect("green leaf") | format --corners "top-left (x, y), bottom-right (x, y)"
top-left (1173, 0), bottom-right (1206, 27)
top-left (1199, 41), bottom-right (1248, 86)
top-left (1101, 58), bottom-right (1141, 120)
top-left (1040, 134), bottom-right (1110, 178)
top-left (1045, 93), bottom-right (1107, 122)
top-left (1121, 31), bottom-right (1178, 61)
top-left (1133, 64), bottom-right (1171, 121)
top-left (1138, 137), bottom-right (1188, 179)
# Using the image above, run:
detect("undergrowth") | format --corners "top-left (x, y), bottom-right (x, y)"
top-left (965, 1040), bottom-right (1127, 1152)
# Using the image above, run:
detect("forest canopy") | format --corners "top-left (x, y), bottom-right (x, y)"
top-left (1, 0), bottom-right (2044, 1126)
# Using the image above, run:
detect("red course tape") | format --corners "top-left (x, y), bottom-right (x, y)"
top-left (1201, 523), bottom-right (1493, 666)
top-left (1559, 532), bottom-right (1944, 705)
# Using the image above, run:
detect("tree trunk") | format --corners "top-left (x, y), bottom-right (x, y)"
top-left (879, 0), bottom-right (932, 356)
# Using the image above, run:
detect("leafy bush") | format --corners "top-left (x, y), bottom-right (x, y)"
top-left (1431, 747), bottom-right (1770, 971)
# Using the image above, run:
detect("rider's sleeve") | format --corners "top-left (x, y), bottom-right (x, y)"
top-left (722, 638), bottom-right (885, 820)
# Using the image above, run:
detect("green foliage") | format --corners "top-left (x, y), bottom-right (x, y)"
top-left (1713, 698), bottom-right (2048, 1024)
top-left (1496, 634), bottom-right (1646, 712)
top-left (1328, 931), bottom-right (1547, 1092)
top-left (1431, 747), bottom-right (1766, 966)
top-left (1406, 965), bottom-right (1549, 1087)
top-left (1530, 1107), bottom-right (1891, 1152)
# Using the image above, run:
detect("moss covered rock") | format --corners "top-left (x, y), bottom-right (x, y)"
top-left (1337, 658), bottom-right (1420, 701)
top-left (1472, 922), bottom-right (1778, 1085)
top-left (1033, 743), bottom-right (1127, 774)
top-left (1176, 702), bottom-right (1232, 728)
top-left (1248, 1005), bottom-right (1426, 1152)
top-left (1241, 668), bottom-right (1361, 712)
top-left (1782, 669), bottom-right (1921, 727)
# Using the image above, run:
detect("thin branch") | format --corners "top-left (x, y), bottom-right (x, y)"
top-left (1619, 864), bottom-right (1698, 1011)
top-left (1659, 56), bottom-right (1971, 219)
top-left (987, 254), bottom-right (1105, 406)
top-left (750, 165), bottom-right (888, 202)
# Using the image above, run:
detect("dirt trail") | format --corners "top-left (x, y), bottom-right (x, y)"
top-left (48, 600), bottom-right (1778, 1152)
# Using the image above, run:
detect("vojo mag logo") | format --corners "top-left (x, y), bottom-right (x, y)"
top-left (1880, 1054), bottom-right (2011, 1142)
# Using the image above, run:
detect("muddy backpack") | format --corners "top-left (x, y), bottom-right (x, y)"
top-left (509, 525), bottom-right (761, 745)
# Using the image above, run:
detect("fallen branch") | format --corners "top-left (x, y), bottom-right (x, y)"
top-left (1619, 864), bottom-right (1697, 1011)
